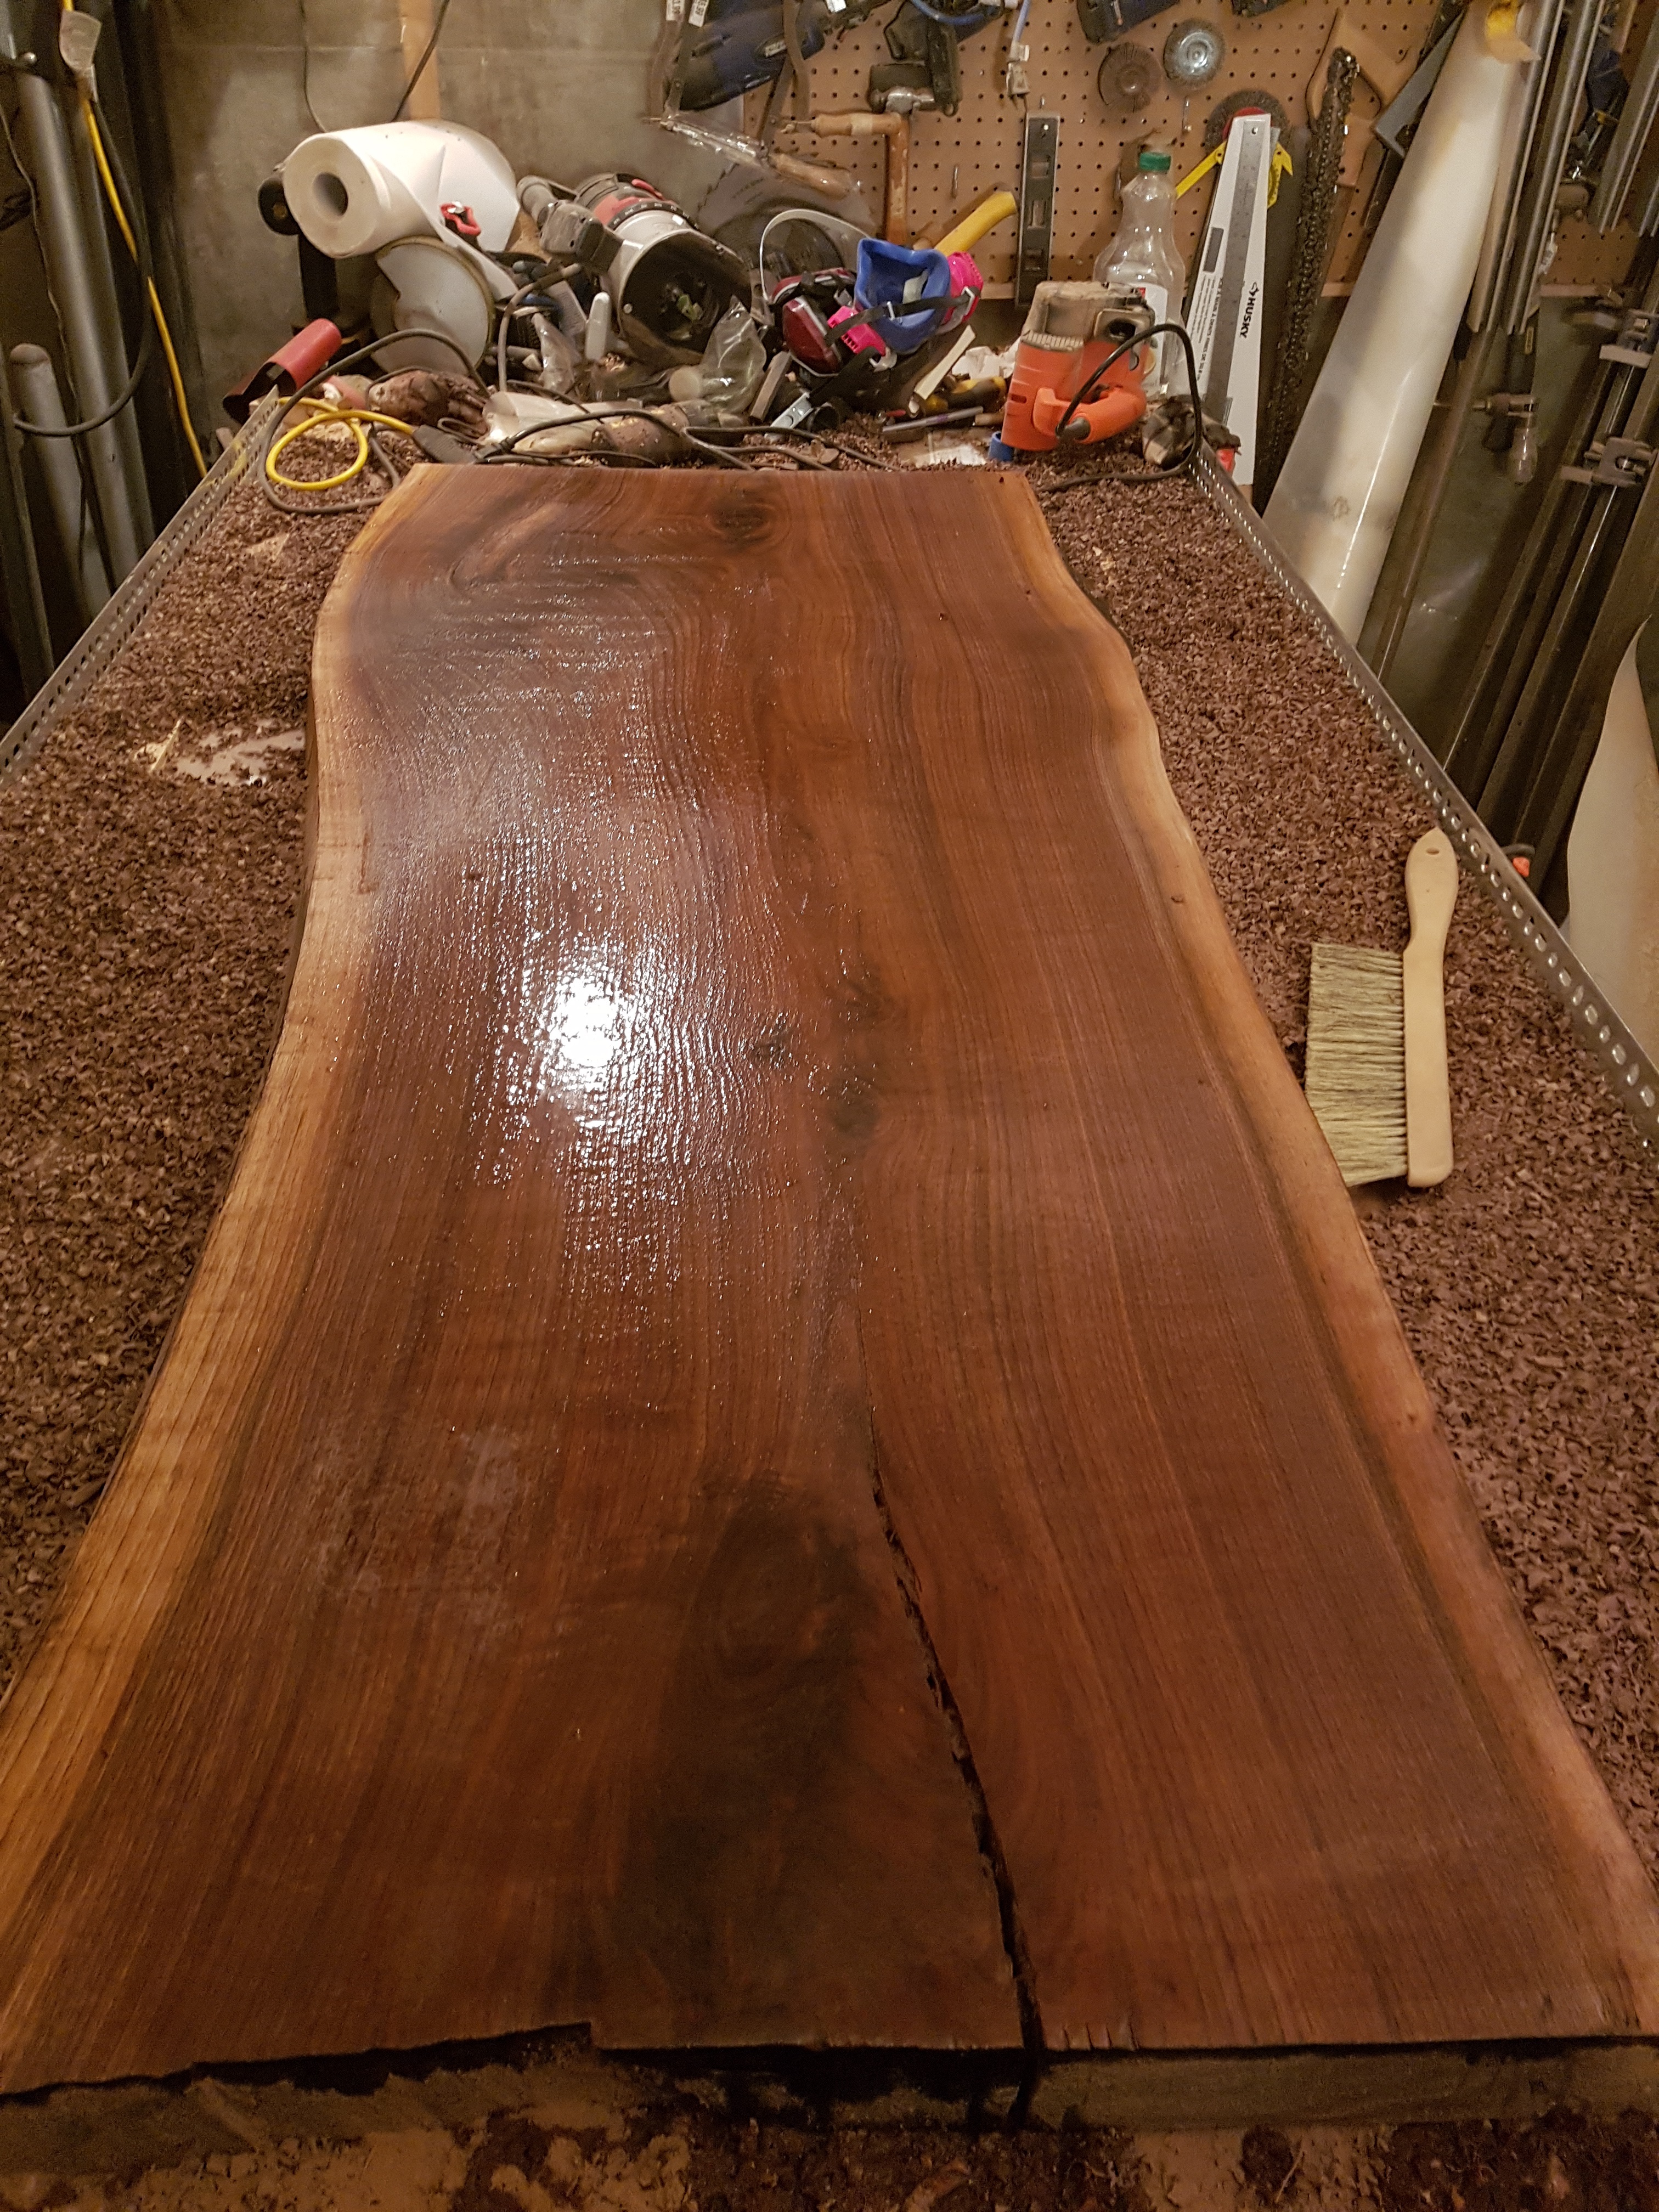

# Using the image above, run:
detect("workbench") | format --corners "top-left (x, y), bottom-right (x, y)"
top-left (1, 411), bottom-right (1657, 2149)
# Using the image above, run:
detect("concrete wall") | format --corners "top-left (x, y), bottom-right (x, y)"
top-left (156, 0), bottom-right (733, 403)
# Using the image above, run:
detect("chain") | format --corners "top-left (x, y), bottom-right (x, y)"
top-left (1255, 47), bottom-right (1357, 503)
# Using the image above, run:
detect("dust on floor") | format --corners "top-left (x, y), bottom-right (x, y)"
top-left (9, 2102), bottom-right (1659, 2212)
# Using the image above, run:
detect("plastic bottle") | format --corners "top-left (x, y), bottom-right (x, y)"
top-left (1093, 148), bottom-right (1184, 397)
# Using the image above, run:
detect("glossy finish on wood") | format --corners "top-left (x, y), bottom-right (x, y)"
top-left (0, 467), bottom-right (1654, 2091)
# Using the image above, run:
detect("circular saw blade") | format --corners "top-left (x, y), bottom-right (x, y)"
top-left (1203, 87), bottom-right (1289, 150)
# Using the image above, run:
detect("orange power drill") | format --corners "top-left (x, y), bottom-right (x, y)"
top-left (990, 283), bottom-right (1156, 459)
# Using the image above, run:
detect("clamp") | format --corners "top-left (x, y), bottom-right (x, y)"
top-left (1600, 308), bottom-right (1658, 371)
top-left (1559, 436), bottom-right (1654, 489)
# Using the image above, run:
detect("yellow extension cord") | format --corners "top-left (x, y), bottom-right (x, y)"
top-left (67, 0), bottom-right (207, 477)
top-left (265, 404), bottom-right (418, 491)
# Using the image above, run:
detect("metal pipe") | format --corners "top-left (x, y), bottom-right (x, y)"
top-left (1469, 0), bottom-right (1564, 333)
top-left (1367, 318), bottom-right (1503, 681)
top-left (1593, 11), bottom-right (1659, 230)
top-left (1479, 482), bottom-right (1622, 830)
top-left (1444, 255), bottom-right (1659, 789)
top-left (1479, 330), bottom-right (1659, 828)
top-left (13, 70), bottom-right (147, 582)
top-left (1504, 351), bottom-right (1659, 862)
top-left (1502, 0), bottom-right (1600, 332)
top-left (8, 345), bottom-right (111, 620)
top-left (63, 81), bottom-right (154, 556)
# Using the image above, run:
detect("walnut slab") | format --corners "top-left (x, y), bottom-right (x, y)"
top-left (0, 468), bottom-right (1652, 2090)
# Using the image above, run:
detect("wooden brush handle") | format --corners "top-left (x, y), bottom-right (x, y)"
top-left (1402, 827), bottom-right (1458, 1187)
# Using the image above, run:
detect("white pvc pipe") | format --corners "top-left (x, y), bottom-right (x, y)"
top-left (1264, 7), bottom-right (1523, 638)
top-left (9, 344), bottom-right (111, 620)
top-left (1566, 624), bottom-right (1659, 1065)
top-left (14, 72), bottom-right (148, 584)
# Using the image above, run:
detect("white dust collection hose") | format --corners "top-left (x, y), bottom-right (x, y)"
top-left (1264, 6), bottom-right (1525, 638)
top-left (1566, 624), bottom-right (1659, 1064)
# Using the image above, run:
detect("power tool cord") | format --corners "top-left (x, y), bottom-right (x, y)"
top-left (493, 268), bottom-right (583, 399)
top-left (482, 407), bottom-right (753, 471)
top-left (733, 421), bottom-right (899, 469)
top-left (1037, 320), bottom-right (1207, 491)
top-left (259, 328), bottom-right (485, 515)
top-left (483, 410), bottom-right (899, 472)
top-left (392, 0), bottom-right (456, 121)
top-left (80, 83), bottom-right (207, 474)
top-left (9, 96), bottom-right (156, 442)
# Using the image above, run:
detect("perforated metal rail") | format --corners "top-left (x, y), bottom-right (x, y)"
top-left (0, 395), bottom-right (278, 783)
top-left (1193, 442), bottom-right (1659, 1156)
top-left (2, 413), bottom-right (1652, 1155)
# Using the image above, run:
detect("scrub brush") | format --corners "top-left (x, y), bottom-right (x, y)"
top-left (1304, 827), bottom-right (1459, 1188)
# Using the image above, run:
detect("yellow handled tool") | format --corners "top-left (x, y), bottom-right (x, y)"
top-left (936, 190), bottom-right (1017, 256)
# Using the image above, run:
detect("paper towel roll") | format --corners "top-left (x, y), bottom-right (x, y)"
top-left (281, 121), bottom-right (519, 258)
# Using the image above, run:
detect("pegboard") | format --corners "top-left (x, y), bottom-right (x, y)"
top-left (754, 0), bottom-right (1648, 299)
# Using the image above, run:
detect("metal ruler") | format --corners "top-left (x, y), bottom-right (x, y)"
top-left (1198, 120), bottom-right (1266, 427)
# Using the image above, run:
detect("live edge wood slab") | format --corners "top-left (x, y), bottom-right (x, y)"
top-left (0, 466), bottom-right (1654, 2092)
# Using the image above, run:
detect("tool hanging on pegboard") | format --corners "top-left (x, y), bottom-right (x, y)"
top-left (1017, 114), bottom-right (1060, 303)
top-left (874, 0), bottom-right (1003, 116)
top-left (666, 0), bottom-right (868, 110)
top-left (1254, 46), bottom-right (1356, 506)
top-left (1163, 19), bottom-right (1227, 135)
top-left (1099, 42), bottom-right (1162, 110)
top-left (1077, 0), bottom-right (1182, 44)
top-left (729, 0), bottom-right (1643, 303)
top-left (1204, 87), bottom-right (1289, 146)
top-left (1187, 110), bottom-right (1275, 489)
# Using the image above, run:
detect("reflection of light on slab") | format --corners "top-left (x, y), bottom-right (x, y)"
top-left (485, 926), bottom-right (697, 1178)
top-left (535, 957), bottom-right (635, 1103)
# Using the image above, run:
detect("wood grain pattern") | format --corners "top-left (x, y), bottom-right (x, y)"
top-left (0, 466), bottom-right (1653, 2091)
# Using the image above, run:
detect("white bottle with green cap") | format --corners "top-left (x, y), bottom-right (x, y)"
top-left (1093, 146), bottom-right (1185, 397)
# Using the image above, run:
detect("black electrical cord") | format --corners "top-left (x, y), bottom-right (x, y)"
top-left (484, 399), bottom-right (906, 473)
top-left (1036, 320), bottom-right (1207, 492)
top-left (729, 421), bottom-right (899, 470)
top-left (286, 327), bottom-right (488, 399)
top-left (493, 271), bottom-right (582, 399)
top-left (484, 449), bottom-right (669, 471)
top-left (481, 404), bottom-right (753, 471)
top-left (13, 92), bottom-right (157, 440)
top-left (480, 407), bottom-right (650, 459)
top-left (258, 326), bottom-right (487, 518)
top-left (392, 0), bottom-right (456, 120)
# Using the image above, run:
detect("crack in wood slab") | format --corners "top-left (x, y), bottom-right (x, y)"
top-left (859, 1389), bottom-right (1047, 2064)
